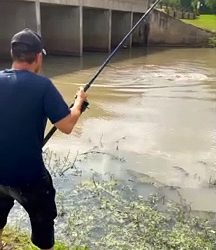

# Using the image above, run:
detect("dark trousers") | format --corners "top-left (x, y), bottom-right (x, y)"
top-left (0, 169), bottom-right (57, 249)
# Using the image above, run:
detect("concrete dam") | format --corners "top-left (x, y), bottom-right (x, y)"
top-left (0, 0), bottom-right (212, 57)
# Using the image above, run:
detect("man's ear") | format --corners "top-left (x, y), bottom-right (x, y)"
top-left (35, 53), bottom-right (42, 63)
top-left (33, 53), bottom-right (43, 73)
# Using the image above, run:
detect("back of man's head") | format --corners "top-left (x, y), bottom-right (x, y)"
top-left (11, 28), bottom-right (46, 64)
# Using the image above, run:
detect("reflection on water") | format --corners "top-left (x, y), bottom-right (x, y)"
top-left (1, 48), bottom-right (216, 211)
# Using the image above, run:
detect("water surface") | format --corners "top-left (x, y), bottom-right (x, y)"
top-left (1, 48), bottom-right (216, 212)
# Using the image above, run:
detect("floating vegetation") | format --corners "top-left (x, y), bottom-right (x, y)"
top-left (6, 136), bottom-right (216, 249)
top-left (5, 176), bottom-right (216, 249)
top-left (55, 179), bottom-right (216, 250)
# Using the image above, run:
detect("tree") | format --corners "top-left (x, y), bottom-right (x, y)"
top-left (169, 0), bottom-right (181, 8)
top-left (160, 0), bottom-right (204, 13)
top-left (191, 0), bottom-right (201, 14)
top-left (180, 0), bottom-right (193, 10)
top-left (160, 0), bottom-right (181, 8)
top-left (206, 0), bottom-right (216, 13)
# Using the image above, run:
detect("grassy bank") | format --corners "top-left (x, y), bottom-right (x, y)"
top-left (181, 15), bottom-right (216, 32)
top-left (2, 228), bottom-right (88, 250)
top-left (5, 180), bottom-right (216, 250)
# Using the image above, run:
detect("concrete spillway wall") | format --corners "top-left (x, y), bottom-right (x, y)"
top-left (41, 4), bottom-right (82, 56)
top-left (0, 0), bottom-right (149, 57)
top-left (0, 1), bottom-right (38, 57)
top-left (148, 10), bottom-right (213, 47)
top-left (0, 0), bottom-right (213, 58)
top-left (83, 8), bottom-right (111, 52)
top-left (25, 0), bottom-right (149, 12)
top-left (111, 11), bottom-right (132, 49)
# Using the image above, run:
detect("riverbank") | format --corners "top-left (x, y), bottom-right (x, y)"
top-left (2, 228), bottom-right (88, 250)
top-left (6, 179), bottom-right (216, 250)
top-left (181, 15), bottom-right (216, 32)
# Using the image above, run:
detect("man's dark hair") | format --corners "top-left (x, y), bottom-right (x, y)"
top-left (11, 43), bottom-right (37, 64)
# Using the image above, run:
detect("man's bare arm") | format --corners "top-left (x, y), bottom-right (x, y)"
top-left (54, 88), bottom-right (87, 134)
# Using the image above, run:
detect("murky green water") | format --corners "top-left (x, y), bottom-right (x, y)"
top-left (1, 48), bottom-right (216, 212)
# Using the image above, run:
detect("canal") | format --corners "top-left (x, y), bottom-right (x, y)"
top-left (1, 47), bottom-right (216, 213)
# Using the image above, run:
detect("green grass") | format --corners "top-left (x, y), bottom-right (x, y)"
top-left (2, 228), bottom-right (88, 250)
top-left (182, 15), bottom-right (216, 32)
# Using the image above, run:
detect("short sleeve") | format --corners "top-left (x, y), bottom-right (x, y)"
top-left (43, 80), bottom-right (71, 124)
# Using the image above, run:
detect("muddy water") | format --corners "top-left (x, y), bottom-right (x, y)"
top-left (1, 48), bottom-right (216, 212)
top-left (44, 48), bottom-right (216, 212)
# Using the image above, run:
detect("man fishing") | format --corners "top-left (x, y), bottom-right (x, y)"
top-left (0, 28), bottom-right (87, 250)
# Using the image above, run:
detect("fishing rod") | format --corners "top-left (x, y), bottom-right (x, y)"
top-left (43, 0), bottom-right (161, 146)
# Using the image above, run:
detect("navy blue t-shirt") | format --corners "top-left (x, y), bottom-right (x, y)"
top-left (0, 69), bottom-right (70, 186)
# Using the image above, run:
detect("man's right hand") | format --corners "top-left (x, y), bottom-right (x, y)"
top-left (73, 87), bottom-right (88, 112)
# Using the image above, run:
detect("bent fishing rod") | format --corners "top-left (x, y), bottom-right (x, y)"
top-left (43, 0), bottom-right (161, 146)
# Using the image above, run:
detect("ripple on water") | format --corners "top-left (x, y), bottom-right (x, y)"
top-left (97, 65), bottom-right (211, 96)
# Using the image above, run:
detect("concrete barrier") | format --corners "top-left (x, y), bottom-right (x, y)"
top-left (148, 9), bottom-right (212, 47)
top-left (0, 0), bottom-right (213, 58)
top-left (132, 13), bottom-right (149, 47)
top-left (83, 8), bottom-right (111, 52)
top-left (41, 4), bottom-right (82, 56)
top-left (189, 13), bottom-right (196, 19)
top-left (23, 0), bottom-right (149, 13)
top-left (111, 11), bottom-right (132, 49)
top-left (176, 11), bottom-right (183, 19)
top-left (0, 0), bottom-right (37, 58)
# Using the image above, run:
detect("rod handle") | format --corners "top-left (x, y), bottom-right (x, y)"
top-left (43, 126), bottom-right (57, 146)
top-left (80, 100), bottom-right (89, 113)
